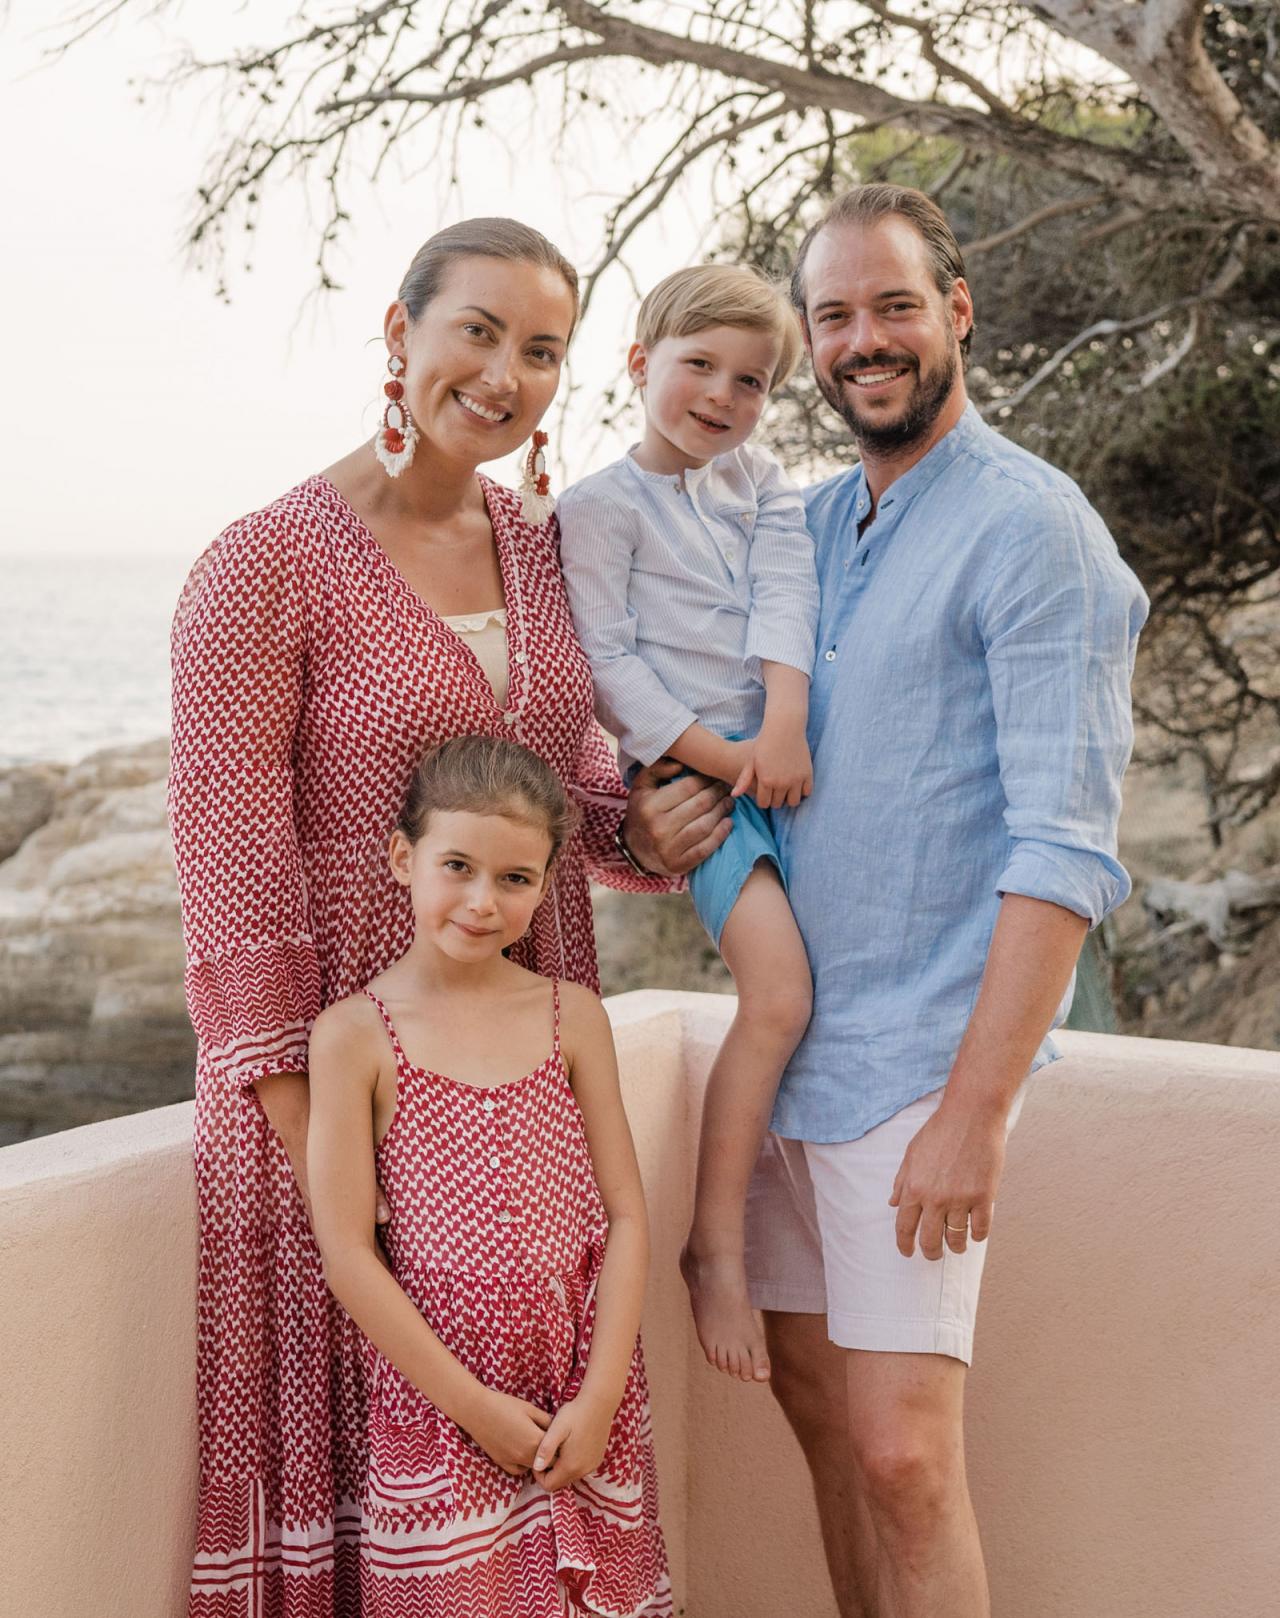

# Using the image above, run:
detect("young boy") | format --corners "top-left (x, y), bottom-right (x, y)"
top-left (558, 265), bottom-right (819, 1384)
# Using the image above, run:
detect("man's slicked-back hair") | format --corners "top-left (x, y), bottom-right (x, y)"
top-left (790, 183), bottom-right (973, 357)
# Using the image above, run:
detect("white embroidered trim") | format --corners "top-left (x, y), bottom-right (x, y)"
top-left (441, 607), bottom-right (508, 634)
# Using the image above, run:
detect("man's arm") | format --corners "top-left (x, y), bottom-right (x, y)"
top-left (889, 894), bottom-right (1086, 1260)
top-left (892, 492), bottom-right (1148, 1260)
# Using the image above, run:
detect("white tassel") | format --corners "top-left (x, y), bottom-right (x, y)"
top-left (520, 484), bottom-right (556, 524)
top-left (373, 412), bottom-right (419, 477)
top-left (519, 432), bottom-right (554, 524)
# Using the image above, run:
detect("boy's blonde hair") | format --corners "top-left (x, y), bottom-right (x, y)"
top-left (636, 264), bottom-right (804, 391)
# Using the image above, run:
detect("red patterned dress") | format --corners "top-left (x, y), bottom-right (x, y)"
top-left (360, 983), bottom-right (670, 1617)
top-left (169, 474), bottom-right (672, 1618)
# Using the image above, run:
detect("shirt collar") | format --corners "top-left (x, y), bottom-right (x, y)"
top-left (625, 447), bottom-right (717, 493)
top-left (851, 401), bottom-right (986, 521)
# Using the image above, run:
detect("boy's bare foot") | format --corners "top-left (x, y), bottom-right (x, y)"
top-left (679, 1244), bottom-right (771, 1382)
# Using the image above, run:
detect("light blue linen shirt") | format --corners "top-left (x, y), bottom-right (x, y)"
top-left (558, 444), bottom-right (820, 773)
top-left (772, 405), bottom-right (1149, 1143)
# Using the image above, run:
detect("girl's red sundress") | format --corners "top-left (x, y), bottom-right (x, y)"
top-left (169, 475), bottom-right (676, 1618)
top-left (360, 982), bottom-right (671, 1618)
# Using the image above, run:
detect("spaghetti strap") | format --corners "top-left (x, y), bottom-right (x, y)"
top-left (551, 977), bottom-right (561, 1055)
top-left (363, 988), bottom-right (407, 1067)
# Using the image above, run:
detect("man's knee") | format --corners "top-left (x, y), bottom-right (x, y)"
top-left (854, 1432), bottom-right (953, 1528)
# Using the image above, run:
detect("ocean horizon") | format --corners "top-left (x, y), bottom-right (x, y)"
top-left (1, 552), bottom-right (191, 768)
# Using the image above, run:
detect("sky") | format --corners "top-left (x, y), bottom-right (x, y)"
top-left (0, 2), bottom-right (702, 562)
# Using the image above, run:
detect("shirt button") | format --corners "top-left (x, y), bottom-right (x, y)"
top-left (503, 710), bottom-right (518, 725)
top-left (488, 1154), bottom-right (501, 1169)
top-left (497, 1210), bottom-right (512, 1225)
top-left (824, 649), bottom-right (837, 662)
top-left (514, 652), bottom-right (528, 666)
top-left (482, 1098), bottom-right (496, 1113)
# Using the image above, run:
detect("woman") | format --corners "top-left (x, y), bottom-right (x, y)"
top-left (169, 218), bottom-right (722, 1618)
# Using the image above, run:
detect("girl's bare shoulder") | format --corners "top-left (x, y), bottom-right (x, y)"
top-left (310, 992), bottom-right (387, 1075)
top-left (555, 979), bottom-right (612, 1061)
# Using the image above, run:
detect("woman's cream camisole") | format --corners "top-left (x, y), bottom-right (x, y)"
top-left (442, 607), bottom-right (509, 709)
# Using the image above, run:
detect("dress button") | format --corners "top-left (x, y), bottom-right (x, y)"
top-left (489, 1154), bottom-right (501, 1169)
top-left (497, 1210), bottom-right (512, 1225)
top-left (482, 1098), bottom-right (496, 1113)
top-left (824, 649), bottom-right (837, 662)
top-left (514, 652), bottom-right (528, 666)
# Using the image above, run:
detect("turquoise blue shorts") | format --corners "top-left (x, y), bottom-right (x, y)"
top-left (688, 789), bottom-right (787, 948)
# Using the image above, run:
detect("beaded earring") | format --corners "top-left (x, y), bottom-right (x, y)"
top-left (374, 354), bottom-right (418, 477)
top-left (519, 430), bottom-right (554, 524)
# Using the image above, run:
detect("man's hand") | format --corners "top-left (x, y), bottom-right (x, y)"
top-left (531, 1395), bottom-right (614, 1492)
top-left (623, 759), bottom-right (733, 877)
top-left (888, 1099), bottom-right (1009, 1260)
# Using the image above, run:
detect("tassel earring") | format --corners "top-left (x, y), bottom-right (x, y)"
top-left (374, 354), bottom-right (418, 477)
top-left (519, 430), bottom-right (554, 524)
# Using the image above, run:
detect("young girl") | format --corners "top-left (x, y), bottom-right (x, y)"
top-left (307, 736), bottom-right (670, 1618)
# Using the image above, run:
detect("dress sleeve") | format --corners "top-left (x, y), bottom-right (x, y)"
top-left (740, 444), bottom-right (820, 678)
top-left (168, 509), bottom-right (323, 1088)
top-left (979, 492), bottom-right (1149, 928)
top-left (567, 719), bottom-right (684, 895)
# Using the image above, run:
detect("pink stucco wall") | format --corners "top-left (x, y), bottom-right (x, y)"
top-left (2, 993), bottom-right (1277, 1616)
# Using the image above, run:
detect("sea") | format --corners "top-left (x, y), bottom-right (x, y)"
top-left (1, 554), bottom-right (191, 768)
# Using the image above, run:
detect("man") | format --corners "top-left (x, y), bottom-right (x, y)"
top-left (628, 184), bottom-right (1147, 1617)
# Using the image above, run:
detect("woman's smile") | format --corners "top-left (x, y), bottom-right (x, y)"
top-left (453, 389), bottom-right (513, 424)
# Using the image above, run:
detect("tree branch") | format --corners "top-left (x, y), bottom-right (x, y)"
top-left (555, 0), bottom-right (1201, 214)
top-left (859, 0), bottom-right (1016, 118)
top-left (963, 190), bottom-right (1107, 256)
top-left (1031, 0), bottom-right (1280, 216)
top-left (990, 228), bottom-right (1250, 415)
top-left (316, 41), bottom-right (616, 111)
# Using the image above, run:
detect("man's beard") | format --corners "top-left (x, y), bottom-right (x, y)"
top-left (816, 340), bottom-right (959, 456)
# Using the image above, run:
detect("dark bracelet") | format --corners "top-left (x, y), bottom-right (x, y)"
top-left (613, 824), bottom-right (654, 877)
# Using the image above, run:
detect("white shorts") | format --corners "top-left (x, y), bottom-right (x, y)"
top-left (744, 1086), bottom-right (1026, 1365)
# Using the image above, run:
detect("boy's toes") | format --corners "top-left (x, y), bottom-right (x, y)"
top-left (748, 1343), bottom-right (772, 1382)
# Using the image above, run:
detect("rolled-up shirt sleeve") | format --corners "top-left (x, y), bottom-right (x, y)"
top-left (557, 485), bottom-right (699, 767)
top-left (741, 444), bottom-right (820, 677)
top-left (980, 492), bottom-right (1149, 927)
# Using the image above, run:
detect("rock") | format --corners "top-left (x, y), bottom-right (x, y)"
top-left (0, 739), bottom-right (194, 1138)
top-left (592, 887), bottom-right (732, 999)
top-left (1143, 866), bottom-right (1280, 950)
top-left (1187, 962), bottom-right (1218, 997)
top-left (0, 763), bottom-right (64, 861)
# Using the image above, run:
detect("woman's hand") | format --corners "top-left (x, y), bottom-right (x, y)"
top-left (531, 1394), bottom-right (614, 1492)
top-left (623, 759), bottom-right (733, 876)
top-left (464, 1390), bottom-right (554, 1478)
top-left (739, 724), bottom-right (814, 810)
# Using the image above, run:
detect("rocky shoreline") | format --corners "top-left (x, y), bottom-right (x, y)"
top-left (2, 739), bottom-right (1274, 1144)
top-left (0, 740), bottom-right (729, 1143)
top-left (0, 740), bottom-right (192, 1144)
